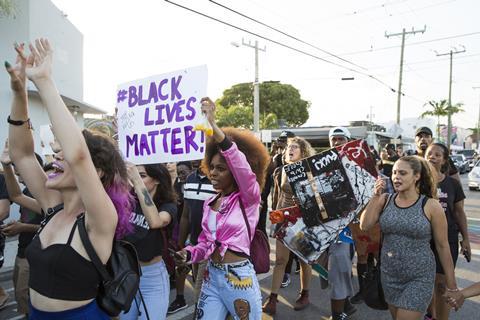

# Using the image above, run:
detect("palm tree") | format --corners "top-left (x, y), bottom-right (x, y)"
top-left (421, 99), bottom-right (449, 140)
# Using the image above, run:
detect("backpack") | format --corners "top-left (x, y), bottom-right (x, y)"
top-left (77, 214), bottom-right (142, 317)
top-left (239, 199), bottom-right (271, 274)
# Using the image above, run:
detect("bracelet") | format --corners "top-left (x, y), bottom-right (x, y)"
top-left (7, 116), bottom-right (32, 129)
top-left (446, 287), bottom-right (460, 292)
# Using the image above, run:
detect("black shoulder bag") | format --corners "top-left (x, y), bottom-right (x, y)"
top-left (77, 215), bottom-right (145, 317)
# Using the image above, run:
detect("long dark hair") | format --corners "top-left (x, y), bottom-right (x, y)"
top-left (399, 156), bottom-right (437, 199)
top-left (143, 164), bottom-right (177, 208)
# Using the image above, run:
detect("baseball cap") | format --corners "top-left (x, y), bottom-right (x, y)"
top-left (415, 126), bottom-right (433, 137)
top-left (278, 130), bottom-right (295, 141)
top-left (328, 126), bottom-right (351, 139)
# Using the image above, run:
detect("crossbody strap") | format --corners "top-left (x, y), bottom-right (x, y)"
top-left (77, 214), bottom-right (112, 282)
top-left (238, 198), bottom-right (252, 242)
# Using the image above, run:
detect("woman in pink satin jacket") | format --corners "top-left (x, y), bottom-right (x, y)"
top-left (175, 97), bottom-right (269, 320)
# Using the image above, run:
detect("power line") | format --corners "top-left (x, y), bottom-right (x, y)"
top-left (164, 1), bottom-right (394, 88)
top-left (208, 0), bottom-right (368, 71)
top-left (164, 1), bottom-right (431, 106)
top-left (337, 31), bottom-right (480, 57)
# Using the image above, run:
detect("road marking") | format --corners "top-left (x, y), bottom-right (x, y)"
top-left (468, 217), bottom-right (480, 222)
top-left (7, 316), bottom-right (25, 320)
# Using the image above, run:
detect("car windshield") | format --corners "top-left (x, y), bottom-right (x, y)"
top-left (457, 150), bottom-right (475, 157)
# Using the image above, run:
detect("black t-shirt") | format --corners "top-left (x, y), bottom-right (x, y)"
top-left (124, 199), bottom-right (177, 262)
top-left (437, 176), bottom-right (465, 242)
top-left (17, 188), bottom-right (43, 258)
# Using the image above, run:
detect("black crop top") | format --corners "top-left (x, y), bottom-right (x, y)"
top-left (124, 200), bottom-right (177, 262)
top-left (25, 217), bottom-right (100, 301)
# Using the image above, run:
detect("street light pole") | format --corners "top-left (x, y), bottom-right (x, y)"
top-left (239, 39), bottom-right (266, 133)
top-left (436, 46), bottom-right (466, 149)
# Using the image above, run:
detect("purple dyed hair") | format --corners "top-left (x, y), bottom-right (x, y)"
top-left (82, 129), bottom-right (134, 238)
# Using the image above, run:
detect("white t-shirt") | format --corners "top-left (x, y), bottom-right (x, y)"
top-left (208, 210), bottom-right (218, 240)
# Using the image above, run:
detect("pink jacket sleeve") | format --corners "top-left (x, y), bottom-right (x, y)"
top-left (221, 142), bottom-right (260, 207)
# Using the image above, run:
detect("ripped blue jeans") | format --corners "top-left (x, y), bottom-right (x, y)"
top-left (196, 260), bottom-right (262, 320)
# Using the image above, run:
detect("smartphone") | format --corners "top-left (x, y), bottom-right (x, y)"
top-left (463, 249), bottom-right (471, 263)
top-left (168, 248), bottom-right (184, 260)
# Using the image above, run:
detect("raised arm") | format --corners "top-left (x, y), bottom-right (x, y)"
top-left (127, 163), bottom-right (172, 229)
top-left (26, 39), bottom-right (116, 237)
top-left (200, 97), bottom-right (260, 205)
top-left (0, 141), bottom-right (41, 214)
top-left (5, 43), bottom-right (61, 211)
top-left (429, 199), bottom-right (458, 292)
top-left (359, 178), bottom-right (387, 231)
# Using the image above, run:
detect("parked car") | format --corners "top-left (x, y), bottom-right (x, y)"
top-left (468, 160), bottom-right (480, 190)
top-left (451, 154), bottom-right (468, 174)
top-left (456, 149), bottom-right (477, 171)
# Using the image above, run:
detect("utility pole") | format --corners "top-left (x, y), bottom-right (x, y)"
top-left (385, 26), bottom-right (426, 126)
top-left (240, 39), bottom-right (266, 133)
top-left (436, 46), bottom-right (466, 149)
top-left (473, 86), bottom-right (480, 148)
top-left (367, 106), bottom-right (375, 146)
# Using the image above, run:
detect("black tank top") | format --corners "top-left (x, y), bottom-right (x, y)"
top-left (25, 215), bottom-right (100, 300)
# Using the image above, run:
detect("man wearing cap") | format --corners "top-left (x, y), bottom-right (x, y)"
top-left (414, 126), bottom-right (460, 181)
top-left (326, 127), bottom-right (357, 320)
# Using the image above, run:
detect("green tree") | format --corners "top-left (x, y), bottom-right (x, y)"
top-left (217, 81), bottom-right (310, 128)
top-left (421, 99), bottom-right (449, 139)
top-left (0, 0), bottom-right (16, 17)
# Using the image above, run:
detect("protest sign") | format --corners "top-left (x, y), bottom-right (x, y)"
top-left (40, 125), bottom-right (55, 156)
top-left (116, 65), bottom-right (208, 164)
top-left (273, 139), bottom-right (377, 263)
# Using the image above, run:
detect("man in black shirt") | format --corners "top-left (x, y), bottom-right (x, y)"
top-left (168, 168), bottom-right (215, 314)
top-left (414, 126), bottom-right (460, 180)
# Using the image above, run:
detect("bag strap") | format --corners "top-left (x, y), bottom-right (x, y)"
top-left (238, 198), bottom-right (252, 242)
top-left (77, 214), bottom-right (112, 282)
top-left (138, 288), bottom-right (150, 320)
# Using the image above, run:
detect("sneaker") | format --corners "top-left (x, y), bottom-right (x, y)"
top-left (293, 290), bottom-right (310, 311)
top-left (281, 273), bottom-right (291, 288)
top-left (167, 297), bottom-right (188, 314)
top-left (328, 312), bottom-right (348, 320)
top-left (262, 295), bottom-right (277, 315)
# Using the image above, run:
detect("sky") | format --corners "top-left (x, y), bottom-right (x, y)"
top-left (51, 0), bottom-right (480, 130)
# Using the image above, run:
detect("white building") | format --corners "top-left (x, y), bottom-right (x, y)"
top-left (0, 0), bottom-right (105, 153)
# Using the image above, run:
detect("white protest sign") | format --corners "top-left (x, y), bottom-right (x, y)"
top-left (116, 65), bottom-right (208, 164)
top-left (40, 125), bottom-right (55, 156)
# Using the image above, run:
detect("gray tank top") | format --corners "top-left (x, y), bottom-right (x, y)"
top-left (379, 194), bottom-right (434, 277)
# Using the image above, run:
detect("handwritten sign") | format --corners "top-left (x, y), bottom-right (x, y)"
top-left (275, 140), bottom-right (378, 264)
top-left (116, 65), bottom-right (208, 164)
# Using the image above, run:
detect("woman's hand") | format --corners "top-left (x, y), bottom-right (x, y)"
top-left (25, 38), bottom-right (54, 84)
top-left (0, 140), bottom-right (12, 166)
top-left (200, 97), bottom-right (216, 126)
top-left (373, 177), bottom-right (386, 196)
top-left (173, 249), bottom-right (190, 265)
top-left (4, 43), bottom-right (31, 95)
top-left (461, 239), bottom-right (471, 262)
top-left (444, 290), bottom-right (464, 311)
top-left (125, 162), bottom-right (142, 185)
